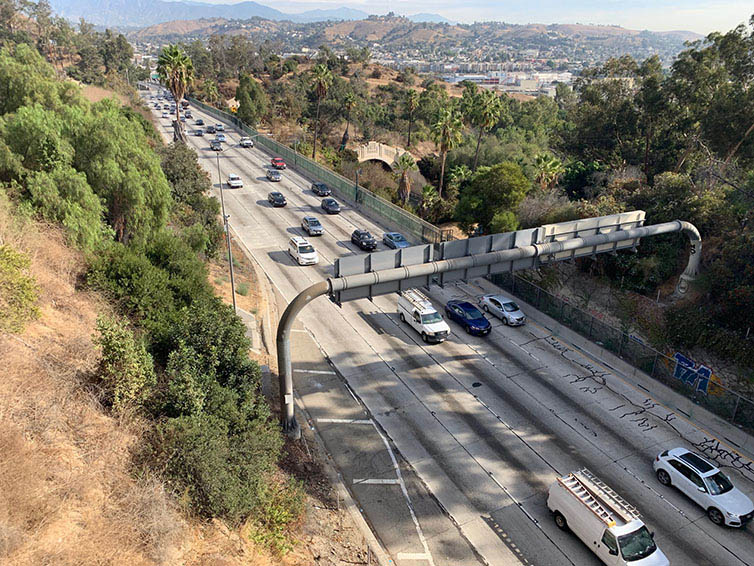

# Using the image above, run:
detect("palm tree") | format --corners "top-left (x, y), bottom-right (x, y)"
top-left (201, 78), bottom-right (219, 105)
top-left (406, 89), bottom-right (419, 147)
top-left (534, 153), bottom-right (565, 190)
top-left (393, 152), bottom-right (418, 205)
top-left (157, 44), bottom-right (194, 141)
top-left (340, 91), bottom-right (357, 151)
top-left (430, 108), bottom-right (463, 198)
top-left (310, 63), bottom-right (333, 160)
top-left (470, 90), bottom-right (504, 171)
top-left (419, 185), bottom-right (439, 220)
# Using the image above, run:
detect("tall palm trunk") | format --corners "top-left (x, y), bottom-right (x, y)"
top-left (407, 113), bottom-right (413, 147)
top-left (473, 127), bottom-right (484, 171)
top-left (312, 96), bottom-right (321, 159)
top-left (438, 151), bottom-right (447, 198)
top-left (340, 115), bottom-right (350, 151)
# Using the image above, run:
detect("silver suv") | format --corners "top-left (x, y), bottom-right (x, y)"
top-left (653, 447), bottom-right (754, 527)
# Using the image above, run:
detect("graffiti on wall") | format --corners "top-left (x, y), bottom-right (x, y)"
top-left (672, 352), bottom-right (715, 395)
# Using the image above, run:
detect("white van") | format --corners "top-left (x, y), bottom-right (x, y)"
top-left (397, 289), bottom-right (450, 343)
top-left (288, 236), bottom-right (318, 266)
top-left (547, 469), bottom-right (669, 566)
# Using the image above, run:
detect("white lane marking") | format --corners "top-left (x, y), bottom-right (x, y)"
top-left (397, 552), bottom-right (432, 561)
top-left (294, 369), bottom-right (336, 375)
top-left (353, 478), bottom-right (401, 485)
top-left (291, 329), bottom-right (309, 333)
top-left (372, 424), bottom-right (437, 566)
top-left (317, 418), bottom-right (373, 425)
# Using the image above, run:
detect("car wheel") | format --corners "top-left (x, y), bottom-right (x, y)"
top-left (400, 313), bottom-right (406, 323)
top-left (554, 512), bottom-right (568, 531)
top-left (707, 507), bottom-right (725, 526)
top-left (483, 305), bottom-right (489, 313)
top-left (421, 332), bottom-right (428, 343)
top-left (502, 316), bottom-right (509, 326)
top-left (465, 325), bottom-right (472, 334)
top-left (656, 469), bottom-right (671, 486)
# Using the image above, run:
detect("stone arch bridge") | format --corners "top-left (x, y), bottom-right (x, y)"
top-left (356, 141), bottom-right (409, 170)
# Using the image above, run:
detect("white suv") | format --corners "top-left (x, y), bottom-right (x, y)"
top-left (226, 173), bottom-right (243, 188)
top-left (288, 236), bottom-right (318, 266)
top-left (653, 447), bottom-right (754, 527)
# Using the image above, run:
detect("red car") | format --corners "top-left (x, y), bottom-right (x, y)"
top-left (270, 157), bottom-right (287, 170)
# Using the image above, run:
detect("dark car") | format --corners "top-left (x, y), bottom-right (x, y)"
top-left (210, 140), bottom-right (223, 151)
top-left (383, 232), bottom-right (410, 249)
top-left (268, 191), bottom-right (287, 207)
top-left (195, 128), bottom-right (204, 136)
top-left (271, 157), bottom-right (286, 170)
top-left (311, 182), bottom-right (331, 196)
top-left (351, 229), bottom-right (377, 251)
top-left (321, 198), bottom-right (341, 214)
top-left (266, 169), bottom-right (282, 182)
top-left (206, 125), bottom-right (216, 134)
top-left (195, 118), bottom-right (205, 126)
top-left (445, 300), bottom-right (491, 336)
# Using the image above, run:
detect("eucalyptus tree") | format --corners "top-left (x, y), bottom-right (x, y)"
top-left (310, 63), bottom-right (333, 160)
top-left (431, 107), bottom-right (464, 198)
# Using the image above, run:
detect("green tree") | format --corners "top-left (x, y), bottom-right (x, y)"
top-left (393, 152), bottom-right (417, 204)
top-left (339, 90), bottom-right (356, 150)
top-left (470, 90), bottom-right (505, 171)
top-left (533, 153), bottom-right (565, 190)
top-left (455, 162), bottom-right (530, 234)
top-left (405, 88), bottom-right (419, 147)
top-left (431, 108), bottom-right (464, 198)
top-left (310, 63), bottom-right (333, 160)
top-left (157, 44), bottom-right (194, 141)
top-left (236, 73), bottom-right (268, 128)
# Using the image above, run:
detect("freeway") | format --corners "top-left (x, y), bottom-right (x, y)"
top-left (145, 91), bottom-right (754, 566)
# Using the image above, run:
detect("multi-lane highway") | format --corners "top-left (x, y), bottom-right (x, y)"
top-left (145, 91), bottom-right (754, 566)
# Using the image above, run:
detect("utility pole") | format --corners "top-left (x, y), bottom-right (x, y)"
top-left (216, 151), bottom-right (237, 313)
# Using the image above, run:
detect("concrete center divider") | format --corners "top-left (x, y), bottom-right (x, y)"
top-left (187, 96), bottom-right (449, 244)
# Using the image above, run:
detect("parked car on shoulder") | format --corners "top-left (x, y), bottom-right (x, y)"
top-left (321, 198), bottom-right (341, 214)
top-left (266, 169), bottom-right (282, 182)
top-left (479, 294), bottom-right (526, 326)
top-left (239, 136), bottom-right (254, 148)
top-left (209, 140), bottom-right (223, 151)
top-left (351, 229), bottom-right (377, 251)
top-left (311, 182), bottom-right (331, 196)
top-left (445, 300), bottom-right (491, 336)
top-left (226, 173), bottom-right (243, 188)
top-left (301, 216), bottom-right (323, 236)
top-left (270, 157), bottom-right (286, 169)
top-left (268, 191), bottom-right (287, 207)
top-left (383, 232), bottom-right (410, 249)
top-left (653, 448), bottom-right (754, 527)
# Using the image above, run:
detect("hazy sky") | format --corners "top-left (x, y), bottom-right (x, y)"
top-left (189, 0), bottom-right (752, 35)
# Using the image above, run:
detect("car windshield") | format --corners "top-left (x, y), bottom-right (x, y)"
top-left (308, 219), bottom-right (321, 227)
top-left (706, 472), bottom-right (734, 495)
top-left (360, 233), bottom-right (373, 240)
top-left (391, 233), bottom-right (406, 242)
top-left (421, 312), bottom-right (443, 324)
top-left (503, 302), bottom-right (520, 312)
top-left (461, 305), bottom-right (484, 319)
top-left (299, 245), bottom-right (315, 254)
top-left (618, 526), bottom-right (657, 562)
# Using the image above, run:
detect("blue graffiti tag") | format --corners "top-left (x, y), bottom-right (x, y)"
top-left (673, 353), bottom-right (711, 394)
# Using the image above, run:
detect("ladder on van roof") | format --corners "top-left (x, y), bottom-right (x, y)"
top-left (400, 288), bottom-right (432, 310)
top-left (558, 469), bottom-right (641, 527)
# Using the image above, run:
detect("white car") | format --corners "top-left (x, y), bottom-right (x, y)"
top-left (161, 112), bottom-right (169, 118)
top-left (215, 123), bottom-right (225, 132)
top-left (288, 236), bottom-right (318, 266)
top-left (653, 447), bottom-right (754, 527)
top-left (215, 133), bottom-right (227, 143)
top-left (239, 136), bottom-right (254, 148)
top-left (226, 174), bottom-right (243, 188)
top-left (478, 294), bottom-right (526, 326)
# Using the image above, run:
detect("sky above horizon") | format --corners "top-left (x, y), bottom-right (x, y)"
top-left (180, 0), bottom-right (752, 35)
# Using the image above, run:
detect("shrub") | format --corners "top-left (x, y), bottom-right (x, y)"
top-left (247, 477), bottom-right (305, 554)
top-left (236, 282), bottom-right (250, 296)
top-left (0, 244), bottom-right (40, 333)
top-left (94, 315), bottom-right (156, 412)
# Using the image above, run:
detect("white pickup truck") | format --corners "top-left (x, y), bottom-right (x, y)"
top-left (547, 469), bottom-right (669, 566)
top-left (397, 289), bottom-right (450, 344)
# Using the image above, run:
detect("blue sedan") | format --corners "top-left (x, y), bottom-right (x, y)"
top-left (383, 232), bottom-right (410, 249)
top-left (445, 300), bottom-right (491, 336)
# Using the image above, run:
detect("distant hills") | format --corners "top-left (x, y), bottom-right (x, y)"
top-left (49, 0), bottom-right (455, 28)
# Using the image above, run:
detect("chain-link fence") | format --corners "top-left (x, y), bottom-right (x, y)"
top-left (187, 97), bottom-right (447, 244)
top-left (490, 272), bottom-right (754, 435)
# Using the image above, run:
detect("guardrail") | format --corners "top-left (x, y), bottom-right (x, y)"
top-left (186, 96), bottom-right (449, 244)
top-left (489, 272), bottom-right (754, 436)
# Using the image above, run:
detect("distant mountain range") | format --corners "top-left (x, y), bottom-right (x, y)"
top-left (49, 0), bottom-right (453, 28)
